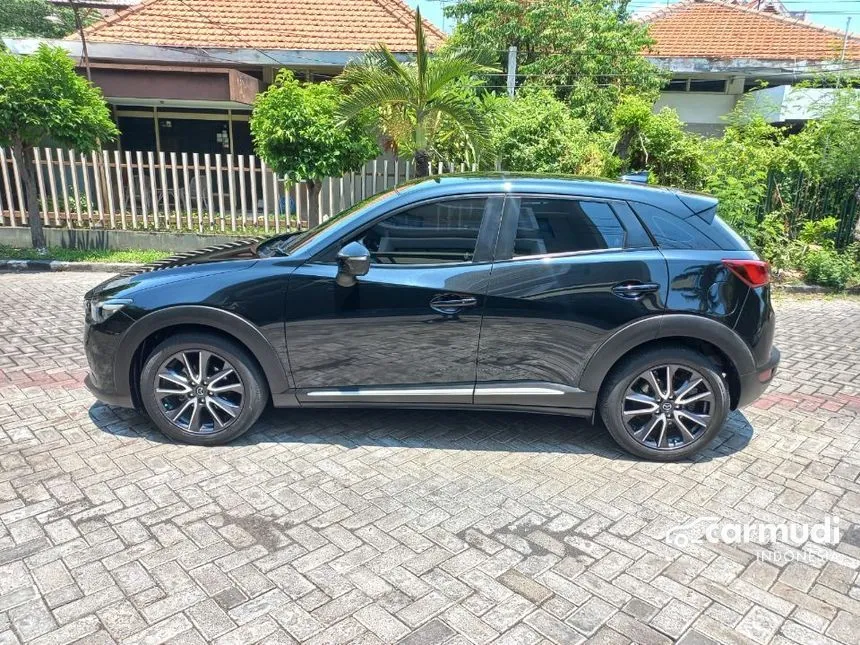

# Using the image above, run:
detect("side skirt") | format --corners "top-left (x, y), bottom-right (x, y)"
top-left (272, 381), bottom-right (597, 419)
top-left (287, 400), bottom-right (595, 420)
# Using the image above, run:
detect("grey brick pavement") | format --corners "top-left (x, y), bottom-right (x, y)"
top-left (0, 272), bottom-right (858, 644)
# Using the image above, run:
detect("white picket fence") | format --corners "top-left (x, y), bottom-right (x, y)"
top-left (0, 147), bottom-right (476, 234)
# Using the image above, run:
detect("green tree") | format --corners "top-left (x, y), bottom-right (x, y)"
top-left (701, 104), bottom-right (786, 239)
top-left (337, 9), bottom-right (495, 177)
top-left (490, 86), bottom-right (617, 176)
top-left (777, 90), bottom-right (860, 244)
top-left (251, 70), bottom-right (379, 223)
top-left (446, 0), bottom-right (664, 129)
top-left (0, 45), bottom-right (117, 248)
top-left (783, 90), bottom-right (860, 178)
top-left (613, 95), bottom-right (705, 188)
top-left (0, 0), bottom-right (99, 38)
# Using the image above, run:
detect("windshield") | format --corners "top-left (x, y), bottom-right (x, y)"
top-left (256, 190), bottom-right (397, 258)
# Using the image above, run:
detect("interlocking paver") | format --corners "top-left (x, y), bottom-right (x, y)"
top-left (0, 273), bottom-right (858, 643)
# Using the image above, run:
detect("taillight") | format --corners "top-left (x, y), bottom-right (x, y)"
top-left (723, 259), bottom-right (770, 288)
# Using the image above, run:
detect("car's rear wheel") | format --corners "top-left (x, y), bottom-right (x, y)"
top-left (599, 346), bottom-right (729, 461)
top-left (139, 332), bottom-right (268, 445)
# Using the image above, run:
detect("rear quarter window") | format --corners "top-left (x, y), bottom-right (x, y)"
top-left (630, 202), bottom-right (725, 250)
top-left (698, 208), bottom-right (752, 251)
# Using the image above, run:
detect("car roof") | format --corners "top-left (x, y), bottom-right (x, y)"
top-left (289, 173), bottom-right (720, 259)
top-left (393, 173), bottom-right (717, 216)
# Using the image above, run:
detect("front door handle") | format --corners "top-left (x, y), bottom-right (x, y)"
top-left (430, 294), bottom-right (478, 315)
top-left (612, 281), bottom-right (660, 299)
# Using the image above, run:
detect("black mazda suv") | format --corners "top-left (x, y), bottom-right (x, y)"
top-left (83, 175), bottom-right (779, 460)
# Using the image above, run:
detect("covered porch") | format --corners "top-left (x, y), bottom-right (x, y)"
top-left (88, 62), bottom-right (259, 156)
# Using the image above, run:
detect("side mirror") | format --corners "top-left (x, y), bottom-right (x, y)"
top-left (336, 241), bottom-right (370, 287)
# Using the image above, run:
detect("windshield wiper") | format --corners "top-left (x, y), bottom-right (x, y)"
top-left (257, 231), bottom-right (301, 257)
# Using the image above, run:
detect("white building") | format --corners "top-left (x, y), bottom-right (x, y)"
top-left (642, 0), bottom-right (860, 135)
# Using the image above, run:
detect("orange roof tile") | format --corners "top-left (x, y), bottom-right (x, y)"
top-left (81, 0), bottom-right (445, 52)
top-left (643, 0), bottom-right (860, 61)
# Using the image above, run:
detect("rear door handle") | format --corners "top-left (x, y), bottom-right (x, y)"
top-left (430, 294), bottom-right (478, 315)
top-left (612, 282), bottom-right (660, 299)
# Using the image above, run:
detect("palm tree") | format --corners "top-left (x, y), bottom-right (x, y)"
top-left (337, 9), bottom-right (494, 177)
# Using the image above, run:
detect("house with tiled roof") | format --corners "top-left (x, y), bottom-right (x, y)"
top-left (730, 0), bottom-right (808, 21)
top-left (48, 0), bottom-right (144, 16)
top-left (641, 0), bottom-right (860, 135)
top-left (4, 0), bottom-right (443, 155)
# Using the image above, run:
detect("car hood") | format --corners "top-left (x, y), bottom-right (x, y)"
top-left (85, 237), bottom-right (263, 300)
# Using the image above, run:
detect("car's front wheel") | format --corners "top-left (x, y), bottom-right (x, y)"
top-left (139, 332), bottom-right (268, 445)
top-left (599, 347), bottom-right (729, 461)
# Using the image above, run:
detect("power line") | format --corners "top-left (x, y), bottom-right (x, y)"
top-left (170, 0), bottom-right (373, 69)
top-left (81, 15), bottom-right (365, 69)
top-left (94, 3), bottom-right (434, 69)
top-left (627, 1), bottom-right (860, 4)
top-left (481, 62), bottom-right (860, 75)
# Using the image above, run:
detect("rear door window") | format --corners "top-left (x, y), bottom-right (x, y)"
top-left (512, 198), bottom-right (626, 257)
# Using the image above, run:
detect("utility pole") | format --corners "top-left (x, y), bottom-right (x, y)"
top-left (68, 0), bottom-right (92, 81)
top-left (506, 45), bottom-right (518, 98)
top-left (67, 0), bottom-right (111, 209)
top-left (836, 16), bottom-right (852, 90)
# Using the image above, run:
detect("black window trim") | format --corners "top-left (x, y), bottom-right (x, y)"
top-left (492, 194), bottom-right (646, 263)
top-left (311, 192), bottom-right (507, 268)
top-left (663, 77), bottom-right (729, 94)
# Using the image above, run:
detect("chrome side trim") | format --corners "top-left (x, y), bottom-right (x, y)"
top-left (307, 385), bottom-right (574, 398)
top-left (473, 382), bottom-right (594, 409)
top-left (475, 386), bottom-right (565, 396)
top-left (306, 387), bottom-right (474, 398)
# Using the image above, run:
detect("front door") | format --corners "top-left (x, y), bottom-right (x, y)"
top-left (476, 196), bottom-right (668, 410)
top-left (285, 195), bottom-right (503, 405)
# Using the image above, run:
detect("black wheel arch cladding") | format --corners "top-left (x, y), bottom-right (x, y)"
top-left (578, 313), bottom-right (755, 394)
top-left (117, 305), bottom-right (290, 402)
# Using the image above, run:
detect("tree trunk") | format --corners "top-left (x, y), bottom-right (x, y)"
top-left (615, 129), bottom-right (634, 167)
top-left (306, 179), bottom-right (322, 228)
top-left (414, 149), bottom-right (430, 178)
top-left (11, 137), bottom-right (46, 250)
top-left (854, 184), bottom-right (860, 244)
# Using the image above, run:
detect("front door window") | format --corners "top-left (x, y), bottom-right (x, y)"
top-left (350, 198), bottom-right (488, 265)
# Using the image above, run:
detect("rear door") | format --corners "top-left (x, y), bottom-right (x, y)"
top-left (475, 195), bottom-right (669, 410)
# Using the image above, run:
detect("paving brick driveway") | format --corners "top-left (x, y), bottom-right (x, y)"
top-left (0, 272), bottom-right (859, 645)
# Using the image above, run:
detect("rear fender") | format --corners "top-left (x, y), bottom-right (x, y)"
top-left (578, 313), bottom-right (756, 393)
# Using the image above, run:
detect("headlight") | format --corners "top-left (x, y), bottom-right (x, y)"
top-left (87, 298), bottom-right (133, 324)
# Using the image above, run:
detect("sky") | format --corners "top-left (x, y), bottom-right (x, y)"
top-left (405, 0), bottom-right (860, 34)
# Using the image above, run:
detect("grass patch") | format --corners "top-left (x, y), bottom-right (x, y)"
top-left (0, 245), bottom-right (168, 264)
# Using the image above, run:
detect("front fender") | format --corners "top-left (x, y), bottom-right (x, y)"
top-left (115, 305), bottom-right (292, 400)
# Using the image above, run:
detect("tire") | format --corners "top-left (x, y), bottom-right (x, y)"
top-left (598, 346), bottom-right (729, 461)
top-left (139, 332), bottom-right (269, 445)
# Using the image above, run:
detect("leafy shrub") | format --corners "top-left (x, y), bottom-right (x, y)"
top-left (798, 216), bottom-right (839, 247)
top-left (613, 96), bottom-right (705, 189)
top-left (801, 247), bottom-right (857, 289)
top-left (701, 110), bottom-right (786, 237)
top-left (490, 87), bottom-right (617, 176)
top-left (751, 210), bottom-right (791, 270)
top-left (251, 70), bottom-right (378, 221)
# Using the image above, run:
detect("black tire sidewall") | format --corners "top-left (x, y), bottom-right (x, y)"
top-left (140, 333), bottom-right (268, 445)
top-left (600, 347), bottom-right (730, 461)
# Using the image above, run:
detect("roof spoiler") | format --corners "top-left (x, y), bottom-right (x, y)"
top-left (674, 190), bottom-right (718, 223)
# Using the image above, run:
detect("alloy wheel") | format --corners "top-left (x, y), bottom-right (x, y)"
top-left (622, 364), bottom-right (714, 450)
top-left (154, 349), bottom-right (245, 434)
